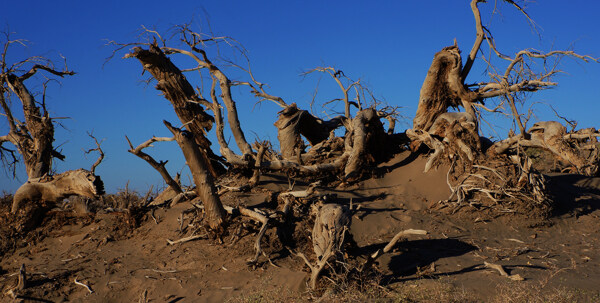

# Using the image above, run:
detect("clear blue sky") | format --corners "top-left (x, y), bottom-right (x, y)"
top-left (1, 0), bottom-right (599, 194)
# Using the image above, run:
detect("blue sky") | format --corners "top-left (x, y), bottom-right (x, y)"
top-left (1, 0), bottom-right (599, 194)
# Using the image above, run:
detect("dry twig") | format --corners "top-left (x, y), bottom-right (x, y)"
top-left (74, 278), bottom-right (94, 294)
top-left (166, 234), bottom-right (207, 245)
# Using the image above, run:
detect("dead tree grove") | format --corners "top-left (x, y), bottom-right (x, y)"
top-left (109, 0), bottom-right (600, 288)
top-left (3, 0), bottom-right (597, 292)
top-left (2, 1), bottom-right (598, 295)
top-left (117, 25), bottom-right (399, 233)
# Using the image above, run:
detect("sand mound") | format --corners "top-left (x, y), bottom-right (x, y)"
top-left (1, 151), bottom-right (600, 302)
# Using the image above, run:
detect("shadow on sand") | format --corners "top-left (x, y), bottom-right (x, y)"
top-left (546, 174), bottom-right (600, 217)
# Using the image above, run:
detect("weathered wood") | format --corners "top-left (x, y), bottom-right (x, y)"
top-left (274, 103), bottom-right (344, 160)
top-left (209, 77), bottom-right (247, 166)
top-left (162, 41), bottom-right (254, 157)
top-left (11, 169), bottom-right (104, 213)
top-left (413, 45), bottom-right (477, 133)
top-left (344, 108), bottom-right (387, 180)
top-left (17, 264), bottom-right (26, 290)
top-left (528, 121), bottom-right (587, 170)
top-left (248, 142), bottom-right (267, 187)
top-left (125, 135), bottom-right (183, 195)
top-left (164, 121), bottom-right (226, 231)
top-left (308, 203), bottom-right (351, 289)
top-left (490, 121), bottom-right (594, 174)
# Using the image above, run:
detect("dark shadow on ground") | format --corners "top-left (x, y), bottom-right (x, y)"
top-left (386, 238), bottom-right (477, 276)
top-left (14, 296), bottom-right (54, 303)
top-left (354, 238), bottom-right (477, 284)
top-left (395, 263), bottom-right (548, 283)
top-left (353, 207), bottom-right (404, 220)
top-left (259, 173), bottom-right (311, 189)
top-left (546, 174), bottom-right (600, 217)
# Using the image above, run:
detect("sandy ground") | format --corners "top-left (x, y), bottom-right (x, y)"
top-left (1, 151), bottom-right (599, 302)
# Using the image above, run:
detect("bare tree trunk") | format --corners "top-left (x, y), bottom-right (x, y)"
top-left (413, 45), bottom-right (477, 133)
top-left (209, 77), bottom-right (247, 166)
top-left (344, 108), bottom-right (386, 180)
top-left (209, 62), bottom-right (253, 156)
top-left (5, 74), bottom-right (64, 178)
top-left (125, 43), bottom-right (224, 175)
top-left (309, 204), bottom-right (350, 289)
top-left (491, 121), bottom-right (590, 173)
top-left (164, 121), bottom-right (226, 231)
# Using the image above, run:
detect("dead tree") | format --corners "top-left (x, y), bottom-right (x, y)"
top-left (490, 121), bottom-right (599, 175)
top-left (125, 135), bottom-right (182, 195)
top-left (85, 132), bottom-right (105, 175)
top-left (0, 34), bottom-right (106, 214)
top-left (119, 26), bottom-right (398, 192)
top-left (274, 103), bottom-right (345, 160)
top-left (292, 203), bottom-right (351, 289)
top-left (409, 0), bottom-right (598, 175)
top-left (0, 35), bottom-right (74, 179)
top-left (413, 43), bottom-right (478, 134)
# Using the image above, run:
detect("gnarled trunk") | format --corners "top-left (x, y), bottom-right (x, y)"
top-left (413, 45), bottom-right (477, 133)
top-left (344, 108), bottom-right (387, 180)
top-left (309, 203), bottom-right (350, 289)
top-left (4, 75), bottom-right (63, 178)
top-left (274, 103), bottom-right (344, 160)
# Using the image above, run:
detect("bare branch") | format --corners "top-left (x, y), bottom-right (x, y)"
top-left (0, 86), bottom-right (17, 133)
top-left (162, 39), bottom-right (253, 155)
top-left (303, 66), bottom-right (361, 118)
top-left (209, 75), bottom-right (247, 166)
top-left (225, 59), bottom-right (287, 108)
top-left (84, 132), bottom-right (105, 175)
top-left (19, 64), bottom-right (75, 81)
top-left (461, 0), bottom-right (485, 82)
top-left (125, 135), bottom-right (182, 194)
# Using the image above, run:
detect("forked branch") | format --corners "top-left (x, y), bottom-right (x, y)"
top-left (85, 132), bottom-right (105, 175)
top-left (125, 135), bottom-right (182, 194)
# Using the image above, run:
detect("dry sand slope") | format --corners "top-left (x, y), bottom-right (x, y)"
top-left (1, 151), bottom-right (600, 302)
